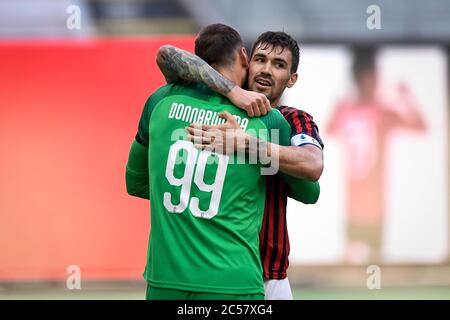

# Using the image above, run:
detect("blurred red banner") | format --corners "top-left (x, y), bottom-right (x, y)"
top-left (0, 37), bottom-right (195, 280)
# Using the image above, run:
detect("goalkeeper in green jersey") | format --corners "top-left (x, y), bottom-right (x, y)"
top-left (154, 28), bottom-right (324, 300)
top-left (125, 24), bottom-right (319, 300)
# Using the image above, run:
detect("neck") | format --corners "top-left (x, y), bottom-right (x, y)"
top-left (217, 66), bottom-right (242, 87)
top-left (357, 90), bottom-right (375, 103)
top-left (271, 97), bottom-right (280, 108)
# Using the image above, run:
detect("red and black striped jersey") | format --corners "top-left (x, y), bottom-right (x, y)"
top-left (259, 106), bottom-right (324, 280)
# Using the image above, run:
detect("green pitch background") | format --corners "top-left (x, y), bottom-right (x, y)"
top-left (1, 286), bottom-right (449, 300)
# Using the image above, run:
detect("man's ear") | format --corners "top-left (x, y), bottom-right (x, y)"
top-left (287, 72), bottom-right (298, 88)
top-left (239, 47), bottom-right (249, 69)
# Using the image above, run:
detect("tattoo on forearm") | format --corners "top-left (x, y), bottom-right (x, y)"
top-left (157, 45), bottom-right (235, 95)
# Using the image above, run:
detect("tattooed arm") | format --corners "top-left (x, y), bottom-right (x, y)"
top-left (157, 45), bottom-right (234, 94)
top-left (156, 45), bottom-right (270, 117)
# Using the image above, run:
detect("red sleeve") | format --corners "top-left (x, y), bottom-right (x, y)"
top-left (279, 106), bottom-right (324, 149)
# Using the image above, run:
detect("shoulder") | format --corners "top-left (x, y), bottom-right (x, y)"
top-left (278, 105), bottom-right (316, 123)
top-left (144, 82), bottom-right (205, 106)
top-left (145, 83), bottom-right (175, 106)
top-left (258, 109), bottom-right (291, 145)
top-left (161, 80), bottom-right (222, 102)
top-left (278, 105), bottom-right (324, 149)
top-left (278, 105), bottom-right (319, 132)
top-left (260, 108), bottom-right (288, 127)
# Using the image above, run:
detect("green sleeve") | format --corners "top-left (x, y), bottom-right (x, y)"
top-left (259, 109), bottom-right (291, 146)
top-left (282, 174), bottom-right (320, 204)
top-left (125, 140), bottom-right (150, 199)
top-left (128, 84), bottom-right (173, 198)
top-left (136, 84), bottom-right (173, 147)
top-left (262, 110), bottom-right (321, 204)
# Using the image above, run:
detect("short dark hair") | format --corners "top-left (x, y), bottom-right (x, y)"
top-left (250, 31), bottom-right (300, 73)
top-left (352, 47), bottom-right (377, 81)
top-left (195, 24), bottom-right (244, 68)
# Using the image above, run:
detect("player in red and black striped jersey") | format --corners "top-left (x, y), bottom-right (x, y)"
top-left (246, 33), bottom-right (324, 299)
top-left (261, 107), bottom-right (324, 289)
top-left (156, 30), bottom-right (324, 300)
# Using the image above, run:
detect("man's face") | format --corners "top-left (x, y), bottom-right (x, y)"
top-left (248, 43), bottom-right (297, 105)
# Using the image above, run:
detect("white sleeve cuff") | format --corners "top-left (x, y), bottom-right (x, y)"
top-left (291, 133), bottom-right (322, 150)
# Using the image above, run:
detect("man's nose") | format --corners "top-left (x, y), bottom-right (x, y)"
top-left (261, 62), bottom-right (272, 75)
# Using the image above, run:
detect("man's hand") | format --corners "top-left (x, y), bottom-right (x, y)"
top-left (227, 86), bottom-right (271, 117)
top-left (185, 111), bottom-right (249, 154)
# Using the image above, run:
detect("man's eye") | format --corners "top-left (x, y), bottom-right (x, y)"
top-left (276, 63), bottom-right (285, 68)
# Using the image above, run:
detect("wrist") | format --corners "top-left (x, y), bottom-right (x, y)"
top-left (226, 84), bottom-right (239, 100)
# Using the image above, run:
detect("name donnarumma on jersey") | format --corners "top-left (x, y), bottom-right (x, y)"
top-left (168, 102), bottom-right (249, 131)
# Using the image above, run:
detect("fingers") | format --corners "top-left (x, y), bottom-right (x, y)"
top-left (256, 94), bottom-right (271, 116)
top-left (193, 143), bottom-right (208, 151)
top-left (186, 125), bottom-right (226, 148)
top-left (188, 123), bottom-right (208, 131)
top-left (251, 94), bottom-right (271, 117)
top-left (192, 143), bottom-right (217, 153)
top-left (185, 125), bottom-right (208, 137)
top-left (188, 122), bottom-right (224, 132)
top-left (185, 124), bottom-right (235, 155)
top-left (245, 105), bottom-right (255, 117)
top-left (193, 143), bottom-right (227, 154)
top-left (186, 127), bottom-right (217, 144)
top-left (188, 109), bottom-right (246, 134)
top-left (263, 96), bottom-right (271, 114)
top-left (228, 86), bottom-right (272, 117)
top-left (215, 112), bottom-right (241, 130)
top-left (186, 133), bottom-right (212, 144)
top-left (252, 102), bottom-right (262, 117)
top-left (218, 111), bottom-right (237, 124)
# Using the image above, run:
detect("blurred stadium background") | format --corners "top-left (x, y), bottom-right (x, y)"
top-left (0, 0), bottom-right (449, 299)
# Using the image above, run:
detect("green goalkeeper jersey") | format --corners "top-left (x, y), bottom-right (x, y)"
top-left (137, 81), bottom-right (292, 295)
